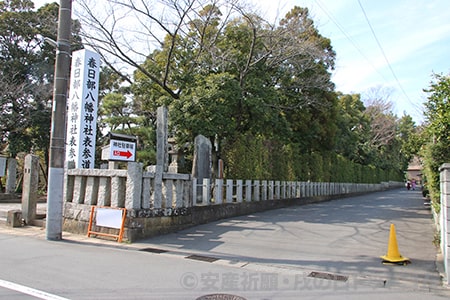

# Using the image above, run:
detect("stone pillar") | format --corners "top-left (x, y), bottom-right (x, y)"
top-left (84, 175), bottom-right (98, 206)
top-left (245, 180), bottom-right (252, 201)
top-left (21, 154), bottom-right (39, 225)
top-left (236, 180), bottom-right (243, 203)
top-left (253, 180), bottom-right (260, 201)
top-left (126, 162), bottom-right (143, 210)
top-left (156, 106), bottom-right (169, 171)
top-left (154, 106), bottom-right (168, 208)
top-left (202, 178), bottom-right (210, 205)
top-left (275, 181), bottom-right (280, 199)
top-left (215, 179), bottom-right (223, 204)
top-left (73, 176), bottom-right (86, 204)
top-left (111, 175), bottom-right (124, 207)
top-left (192, 134), bottom-right (212, 202)
top-left (163, 179), bottom-right (174, 209)
top-left (97, 176), bottom-right (111, 206)
top-left (175, 180), bottom-right (184, 208)
top-left (262, 180), bottom-right (268, 201)
top-left (296, 181), bottom-right (301, 198)
top-left (440, 163), bottom-right (450, 285)
top-left (269, 181), bottom-right (274, 200)
top-left (191, 178), bottom-right (197, 207)
top-left (226, 179), bottom-right (233, 203)
top-left (6, 158), bottom-right (17, 194)
top-left (192, 135), bottom-right (212, 181)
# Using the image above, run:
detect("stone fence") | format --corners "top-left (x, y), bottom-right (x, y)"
top-left (63, 162), bottom-right (402, 242)
top-left (439, 163), bottom-right (450, 285)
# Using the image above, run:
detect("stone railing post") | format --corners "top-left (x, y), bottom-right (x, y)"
top-left (236, 180), bottom-right (243, 203)
top-left (275, 181), bottom-right (280, 199)
top-left (163, 179), bottom-right (174, 209)
top-left (226, 179), bottom-right (233, 203)
top-left (126, 162), bottom-right (143, 210)
top-left (269, 181), bottom-right (274, 200)
top-left (192, 178), bottom-right (197, 206)
top-left (440, 163), bottom-right (450, 285)
top-left (281, 181), bottom-right (286, 199)
top-left (245, 180), bottom-right (252, 201)
top-left (254, 180), bottom-right (260, 201)
top-left (215, 179), bottom-right (223, 204)
top-left (203, 178), bottom-right (211, 205)
top-left (64, 161), bottom-right (75, 203)
top-left (261, 180), bottom-right (268, 201)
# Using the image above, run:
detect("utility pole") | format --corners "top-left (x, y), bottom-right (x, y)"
top-left (46, 0), bottom-right (72, 240)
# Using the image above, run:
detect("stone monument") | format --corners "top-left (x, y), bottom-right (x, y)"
top-left (192, 134), bottom-right (212, 181)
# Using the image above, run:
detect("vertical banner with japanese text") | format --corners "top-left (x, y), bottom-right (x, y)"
top-left (66, 49), bottom-right (100, 169)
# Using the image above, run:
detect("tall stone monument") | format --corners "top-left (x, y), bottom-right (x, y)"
top-left (154, 106), bottom-right (168, 208)
top-left (5, 158), bottom-right (17, 194)
top-left (192, 134), bottom-right (212, 181)
top-left (156, 106), bottom-right (169, 172)
top-left (22, 154), bottom-right (39, 224)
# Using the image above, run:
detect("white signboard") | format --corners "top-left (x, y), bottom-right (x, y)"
top-left (0, 157), bottom-right (6, 177)
top-left (66, 49), bottom-right (100, 169)
top-left (109, 139), bottom-right (136, 162)
top-left (96, 208), bottom-right (123, 229)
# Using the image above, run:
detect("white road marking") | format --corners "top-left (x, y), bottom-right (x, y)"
top-left (0, 279), bottom-right (69, 300)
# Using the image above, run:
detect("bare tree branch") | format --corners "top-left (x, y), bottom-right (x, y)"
top-left (362, 86), bottom-right (397, 148)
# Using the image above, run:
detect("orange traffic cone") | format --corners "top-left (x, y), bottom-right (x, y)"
top-left (381, 224), bottom-right (410, 265)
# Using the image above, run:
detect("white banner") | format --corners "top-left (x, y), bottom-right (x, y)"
top-left (66, 49), bottom-right (100, 168)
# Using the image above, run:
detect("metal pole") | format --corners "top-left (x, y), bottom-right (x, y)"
top-left (46, 0), bottom-right (72, 240)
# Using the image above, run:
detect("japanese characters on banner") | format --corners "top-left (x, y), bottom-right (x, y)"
top-left (66, 49), bottom-right (100, 169)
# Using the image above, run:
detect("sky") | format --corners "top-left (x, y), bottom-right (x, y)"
top-left (34, 0), bottom-right (450, 124)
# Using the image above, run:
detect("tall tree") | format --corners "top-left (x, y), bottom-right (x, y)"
top-left (1, 0), bottom-right (43, 157)
top-left (78, 1), bottom-right (410, 182)
top-left (0, 0), bottom-right (82, 171)
top-left (397, 114), bottom-right (421, 168)
top-left (422, 73), bottom-right (450, 204)
top-left (81, 1), bottom-right (338, 172)
top-left (358, 86), bottom-right (407, 172)
top-left (334, 93), bottom-right (371, 164)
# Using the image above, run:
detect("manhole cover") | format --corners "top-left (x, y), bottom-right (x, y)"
top-left (308, 271), bottom-right (348, 282)
top-left (139, 247), bottom-right (168, 254)
top-left (196, 294), bottom-right (246, 300)
top-left (185, 254), bottom-right (219, 263)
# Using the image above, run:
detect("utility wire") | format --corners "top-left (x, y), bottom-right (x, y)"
top-left (313, 0), bottom-right (390, 83)
top-left (357, 0), bottom-right (413, 105)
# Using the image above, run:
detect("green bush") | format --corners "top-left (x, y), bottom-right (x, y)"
top-left (223, 134), bottom-right (402, 183)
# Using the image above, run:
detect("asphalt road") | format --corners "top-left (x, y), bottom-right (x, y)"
top-left (0, 188), bottom-right (449, 299)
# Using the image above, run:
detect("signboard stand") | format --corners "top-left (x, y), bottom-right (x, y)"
top-left (101, 132), bottom-right (138, 163)
top-left (87, 206), bottom-right (126, 242)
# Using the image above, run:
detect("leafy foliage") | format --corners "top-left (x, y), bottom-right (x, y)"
top-left (421, 73), bottom-right (450, 206)
top-left (3, 0), bottom-right (420, 185)
top-left (84, 1), bottom-right (412, 181)
top-left (0, 0), bottom-right (82, 171)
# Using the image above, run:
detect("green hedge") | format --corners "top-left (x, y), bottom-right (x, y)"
top-left (223, 134), bottom-right (403, 183)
